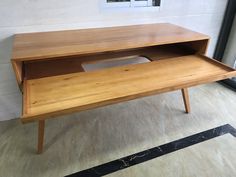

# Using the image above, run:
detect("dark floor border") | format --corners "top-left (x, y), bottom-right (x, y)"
top-left (66, 124), bottom-right (236, 177)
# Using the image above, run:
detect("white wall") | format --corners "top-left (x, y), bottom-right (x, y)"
top-left (0, 0), bottom-right (228, 121)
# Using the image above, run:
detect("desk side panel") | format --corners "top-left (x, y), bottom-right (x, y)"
top-left (11, 60), bottom-right (23, 91)
top-left (180, 39), bottom-right (210, 55)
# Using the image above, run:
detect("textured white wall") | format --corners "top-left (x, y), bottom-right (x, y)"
top-left (0, 0), bottom-right (228, 121)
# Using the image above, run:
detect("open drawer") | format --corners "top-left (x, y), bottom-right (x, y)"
top-left (22, 54), bottom-right (236, 123)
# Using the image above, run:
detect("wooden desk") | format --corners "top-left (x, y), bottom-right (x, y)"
top-left (11, 23), bottom-right (236, 153)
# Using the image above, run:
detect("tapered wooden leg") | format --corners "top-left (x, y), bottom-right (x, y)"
top-left (38, 120), bottom-right (45, 154)
top-left (181, 88), bottom-right (191, 113)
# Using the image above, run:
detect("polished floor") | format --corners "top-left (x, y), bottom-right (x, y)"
top-left (0, 83), bottom-right (236, 177)
top-left (107, 134), bottom-right (236, 177)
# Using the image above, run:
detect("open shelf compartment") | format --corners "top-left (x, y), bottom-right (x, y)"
top-left (23, 44), bottom-right (196, 80)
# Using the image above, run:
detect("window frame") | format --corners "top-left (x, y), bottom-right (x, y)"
top-left (103, 0), bottom-right (155, 8)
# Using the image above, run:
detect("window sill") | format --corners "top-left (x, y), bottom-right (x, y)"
top-left (100, 5), bottom-right (160, 12)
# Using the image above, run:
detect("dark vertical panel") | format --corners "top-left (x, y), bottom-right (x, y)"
top-left (153, 0), bottom-right (161, 6)
top-left (214, 0), bottom-right (236, 61)
top-left (214, 0), bottom-right (236, 90)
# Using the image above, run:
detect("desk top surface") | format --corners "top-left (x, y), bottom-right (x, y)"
top-left (12, 23), bottom-right (209, 61)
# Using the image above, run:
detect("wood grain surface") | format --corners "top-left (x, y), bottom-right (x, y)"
top-left (22, 54), bottom-right (236, 123)
top-left (12, 23), bottom-right (209, 61)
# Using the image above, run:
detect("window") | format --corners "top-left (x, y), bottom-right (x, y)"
top-left (104, 0), bottom-right (161, 8)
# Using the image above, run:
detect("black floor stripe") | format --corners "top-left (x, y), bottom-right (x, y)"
top-left (66, 124), bottom-right (236, 177)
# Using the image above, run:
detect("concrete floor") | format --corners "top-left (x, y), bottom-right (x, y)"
top-left (0, 83), bottom-right (236, 177)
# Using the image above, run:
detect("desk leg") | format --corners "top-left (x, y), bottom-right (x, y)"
top-left (38, 120), bottom-right (45, 154)
top-left (181, 88), bottom-right (191, 113)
